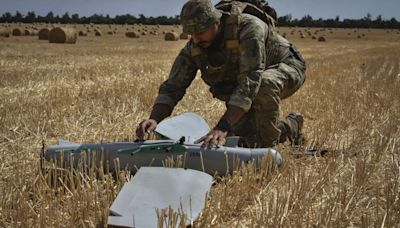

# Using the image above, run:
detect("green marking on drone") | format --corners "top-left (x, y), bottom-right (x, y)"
top-left (118, 142), bottom-right (187, 154)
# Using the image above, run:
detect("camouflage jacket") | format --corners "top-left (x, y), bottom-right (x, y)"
top-left (155, 13), bottom-right (300, 112)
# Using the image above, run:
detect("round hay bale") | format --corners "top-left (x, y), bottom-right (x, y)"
top-left (318, 36), bottom-right (326, 42)
top-left (0, 29), bottom-right (11, 37)
top-left (141, 31), bottom-right (147, 36)
top-left (107, 31), bottom-right (114, 35)
top-left (12, 28), bottom-right (23, 36)
top-left (30, 29), bottom-right (38, 36)
top-left (24, 29), bottom-right (32, 36)
top-left (78, 31), bottom-right (87, 36)
top-left (38, 28), bottom-right (50, 40)
top-left (125, 31), bottom-right (139, 38)
top-left (49, 27), bottom-right (77, 44)
top-left (95, 29), bottom-right (102, 36)
top-left (165, 32), bottom-right (179, 41)
top-left (179, 32), bottom-right (189, 39)
top-left (311, 36), bottom-right (316, 40)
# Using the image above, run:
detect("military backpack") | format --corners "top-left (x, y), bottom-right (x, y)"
top-left (215, 0), bottom-right (277, 27)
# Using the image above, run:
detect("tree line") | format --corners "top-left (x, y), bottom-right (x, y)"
top-left (1, 11), bottom-right (399, 29)
top-left (0, 11), bottom-right (181, 25)
top-left (278, 14), bottom-right (399, 29)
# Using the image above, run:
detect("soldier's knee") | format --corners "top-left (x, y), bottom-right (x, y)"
top-left (261, 71), bottom-right (285, 94)
top-left (278, 60), bottom-right (306, 99)
top-left (253, 72), bottom-right (283, 107)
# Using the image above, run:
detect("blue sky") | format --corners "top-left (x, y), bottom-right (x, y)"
top-left (0, 0), bottom-right (399, 20)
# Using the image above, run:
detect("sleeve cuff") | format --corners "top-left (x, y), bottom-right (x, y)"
top-left (227, 94), bottom-right (253, 112)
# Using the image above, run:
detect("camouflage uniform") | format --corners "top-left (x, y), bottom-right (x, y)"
top-left (155, 0), bottom-right (306, 147)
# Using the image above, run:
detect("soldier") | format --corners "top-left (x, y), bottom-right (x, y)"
top-left (136, 0), bottom-right (306, 148)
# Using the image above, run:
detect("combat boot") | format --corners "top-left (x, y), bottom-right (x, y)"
top-left (278, 112), bottom-right (304, 146)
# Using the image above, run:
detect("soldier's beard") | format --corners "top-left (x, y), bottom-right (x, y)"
top-left (196, 27), bottom-right (221, 49)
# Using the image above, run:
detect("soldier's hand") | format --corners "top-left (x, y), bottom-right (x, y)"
top-left (136, 119), bottom-right (158, 140)
top-left (195, 130), bottom-right (228, 148)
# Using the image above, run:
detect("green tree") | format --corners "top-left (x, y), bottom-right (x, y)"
top-left (61, 12), bottom-right (71, 23)
top-left (0, 12), bottom-right (13, 23)
top-left (44, 11), bottom-right (55, 23)
top-left (71, 13), bottom-right (80, 23)
top-left (24, 11), bottom-right (36, 23)
top-left (13, 11), bottom-right (24, 22)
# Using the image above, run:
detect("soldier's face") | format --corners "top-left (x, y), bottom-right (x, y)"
top-left (191, 20), bottom-right (220, 48)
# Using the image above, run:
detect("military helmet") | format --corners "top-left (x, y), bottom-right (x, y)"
top-left (180, 0), bottom-right (222, 34)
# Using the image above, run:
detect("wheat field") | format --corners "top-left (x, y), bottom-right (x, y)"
top-left (0, 24), bottom-right (399, 227)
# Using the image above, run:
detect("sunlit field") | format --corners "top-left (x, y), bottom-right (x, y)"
top-left (0, 23), bottom-right (399, 227)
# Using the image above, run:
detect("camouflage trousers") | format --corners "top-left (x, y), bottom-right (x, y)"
top-left (232, 54), bottom-right (306, 148)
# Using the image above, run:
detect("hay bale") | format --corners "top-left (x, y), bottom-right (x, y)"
top-left (48, 27), bottom-right (77, 44)
top-left (141, 31), bottom-right (147, 36)
top-left (95, 29), bottom-right (102, 36)
top-left (24, 29), bottom-right (32, 36)
top-left (311, 36), bottom-right (316, 40)
top-left (179, 32), bottom-right (189, 40)
top-left (0, 29), bottom-right (11, 37)
top-left (165, 32), bottom-right (179, 41)
top-left (38, 28), bottom-right (50, 40)
top-left (318, 36), bottom-right (326, 42)
top-left (107, 31), bottom-right (114, 35)
top-left (12, 28), bottom-right (23, 36)
top-left (30, 29), bottom-right (38, 36)
top-left (78, 31), bottom-right (87, 36)
top-left (125, 31), bottom-right (139, 38)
